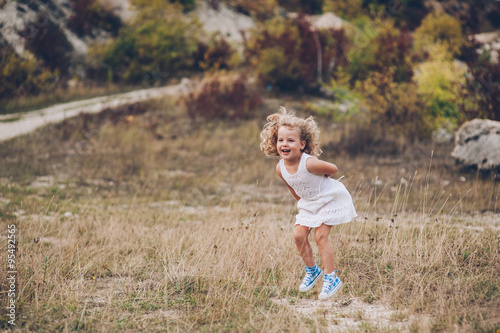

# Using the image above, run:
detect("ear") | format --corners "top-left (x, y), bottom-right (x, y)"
top-left (300, 140), bottom-right (306, 151)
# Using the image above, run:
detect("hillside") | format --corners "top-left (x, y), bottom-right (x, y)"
top-left (1, 0), bottom-right (500, 134)
top-left (0, 0), bottom-right (254, 78)
top-left (1, 0), bottom-right (499, 81)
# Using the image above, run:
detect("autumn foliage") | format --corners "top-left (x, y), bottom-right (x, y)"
top-left (245, 14), bottom-right (348, 91)
top-left (183, 73), bottom-right (262, 120)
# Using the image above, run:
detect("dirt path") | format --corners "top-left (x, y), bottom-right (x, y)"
top-left (0, 79), bottom-right (192, 142)
top-left (272, 296), bottom-right (430, 331)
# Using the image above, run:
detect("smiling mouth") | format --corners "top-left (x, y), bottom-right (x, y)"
top-left (281, 149), bottom-right (290, 154)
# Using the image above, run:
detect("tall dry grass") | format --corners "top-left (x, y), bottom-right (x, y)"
top-left (0, 98), bottom-right (498, 332)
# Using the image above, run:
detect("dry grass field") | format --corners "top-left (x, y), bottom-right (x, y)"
top-left (0, 97), bottom-right (498, 332)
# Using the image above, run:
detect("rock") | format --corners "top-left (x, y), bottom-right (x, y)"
top-left (0, 0), bottom-right (87, 57)
top-left (195, 1), bottom-right (255, 44)
top-left (432, 127), bottom-right (454, 144)
top-left (451, 119), bottom-right (500, 171)
top-left (308, 12), bottom-right (344, 30)
top-left (318, 85), bottom-right (335, 99)
top-left (470, 30), bottom-right (500, 64)
top-left (287, 11), bottom-right (347, 31)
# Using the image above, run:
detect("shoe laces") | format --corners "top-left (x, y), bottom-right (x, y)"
top-left (321, 272), bottom-right (337, 292)
top-left (303, 266), bottom-right (319, 284)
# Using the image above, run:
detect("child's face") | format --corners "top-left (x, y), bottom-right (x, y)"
top-left (277, 126), bottom-right (306, 161)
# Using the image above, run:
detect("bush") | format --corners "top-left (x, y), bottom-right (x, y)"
top-left (171, 0), bottom-right (196, 11)
top-left (414, 11), bottom-right (465, 57)
top-left (360, 0), bottom-right (428, 30)
top-left (95, 1), bottom-right (200, 83)
top-left (343, 71), bottom-right (428, 154)
top-left (278, 0), bottom-right (324, 14)
top-left (132, 0), bottom-right (196, 12)
top-left (347, 21), bottom-right (413, 86)
top-left (244, 15), bottom-right (348, 91)
top-left (195, 34), bottom-right (235, 71)
top-left (362, 72), bottom-right (429, 139)
top-left (460, 46), bottom-right (500, 121)
top-left (20, 15), bottom-right (73, 73)
top-left (220, 0), bottom-right (278, 20)
top-left (414, 45), bottom-right (466, 126)
top-left (67, 0), bottom-right (122, 37)
top-left (0, 45), bottom-right (59, 102)
top-left (183, 72), bottom-right (262, 120)
top-left (323, 0), bottom-right (363, 20)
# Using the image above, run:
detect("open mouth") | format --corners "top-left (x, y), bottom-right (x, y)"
top-left (281, 148), bottom-right (291, 154)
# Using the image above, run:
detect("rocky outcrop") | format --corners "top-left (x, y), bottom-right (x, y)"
top-left (0, 0), bottom-right (87, 57)
top-left (195, 1), bottom-right (255, 44)
top-left (472, 31), bottom-right (500, 64)
top-left (451, 119), bottom-right (500, 171)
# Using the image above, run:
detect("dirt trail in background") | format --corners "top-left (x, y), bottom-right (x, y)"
top-left (0, 80), bottom-right (192, 142)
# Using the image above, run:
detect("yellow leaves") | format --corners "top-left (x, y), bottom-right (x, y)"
top-left (414, 44), bottom-right (466, 121)
top-left (323, 0), bottom-right (363, 20)
top-left (414, 12), bottom-right (466, 57)
top-left (267, 17), bottom-right (296, 38)
top-left (0, 48), bottom-right (58, 99)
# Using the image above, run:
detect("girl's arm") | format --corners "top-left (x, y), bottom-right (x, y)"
top-left (276, 163), bottom-right (301, 201)
top-left (306, 156), bottom-right (338, 177)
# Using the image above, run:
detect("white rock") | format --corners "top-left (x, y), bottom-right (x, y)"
top-left (472, 31), bottom-right (500, 44)
top-left (309, 12), bottom-right (344, 30)
top-left (432, 127), bottom-right (454, 144)
top-left (451, 119), bottom-right (500, 171)
top-left (101, 0), bottom-right (133, 21)
top-left (195, 1), bottom-right (255, 44)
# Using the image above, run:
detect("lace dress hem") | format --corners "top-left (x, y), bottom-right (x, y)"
top-left (295, 203), bottom-right (357, 227)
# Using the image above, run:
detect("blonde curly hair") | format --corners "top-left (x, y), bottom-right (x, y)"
top-left (260, 106), bottom-right (322, 157)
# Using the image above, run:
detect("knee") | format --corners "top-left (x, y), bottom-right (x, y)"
top-left (293, 227), bottom-right (309, 244)
top-left (314, 230), bottom-right (329, 245)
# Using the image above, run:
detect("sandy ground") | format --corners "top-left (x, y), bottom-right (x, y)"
top-left (0, 79), bottom-right (193, 142)
top-left (273, 296), bottom-right (431, 332)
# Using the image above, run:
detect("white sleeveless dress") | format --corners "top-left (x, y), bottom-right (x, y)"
top-left (280, 153), bottom-right (357, 227)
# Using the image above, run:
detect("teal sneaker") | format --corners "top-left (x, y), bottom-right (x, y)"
top-left (299, 263), bottom-right (323, 292)
top-left (318, 270), bottom-right (342, 300)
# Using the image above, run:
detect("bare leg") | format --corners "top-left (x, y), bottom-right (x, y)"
top-left (293, 225), bottom-right (315, 267)
top-left (314, 224), bottom-right (335, 273)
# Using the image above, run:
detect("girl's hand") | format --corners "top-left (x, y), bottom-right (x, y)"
top-left (306, 156), bottom-right (338, 177)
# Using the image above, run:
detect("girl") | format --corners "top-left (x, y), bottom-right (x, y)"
top-left (260, 107), bottom-right (357, 300)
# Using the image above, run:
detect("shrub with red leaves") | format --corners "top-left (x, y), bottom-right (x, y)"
top-left (460, 40), bottom-right (500, 121)
top-left (183, 73), bottom-right (263, 120)
top-left (194, 34), bottom-right (234, 71)
top-left (245, 14), bottom-right (348, 92)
